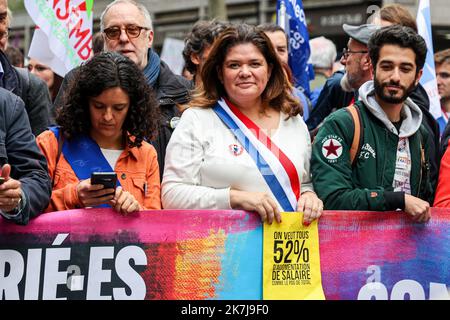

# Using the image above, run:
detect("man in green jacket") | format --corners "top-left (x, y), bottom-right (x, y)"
top-left (311, 25), bottom-right (432, 222)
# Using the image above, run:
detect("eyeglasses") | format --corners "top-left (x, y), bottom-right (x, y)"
top-left (437, 72), bottom-right (450, 79)
top-left (342, 48), bottom-right (368, 60)
top-left (103, 25), bottom-right (149, 40)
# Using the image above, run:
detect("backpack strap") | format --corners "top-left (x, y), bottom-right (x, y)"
top-left (345, 104), bottom-right (363, 166)
top-left (418, 127), bottom-right (427, 173)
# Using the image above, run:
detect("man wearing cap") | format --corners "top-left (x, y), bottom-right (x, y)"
top-left (306, 24), bottom-right (380, 134)
top-left (307, 23), bottom-right (439, 193)
top-left (311, 25), bottom-right (432, 222)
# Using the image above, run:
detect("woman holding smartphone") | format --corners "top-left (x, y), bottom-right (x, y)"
top-left (36, 52), bottom-right (161, 213)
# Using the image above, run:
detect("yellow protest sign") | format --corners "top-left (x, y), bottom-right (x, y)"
top-left (263, 212), bottom-right (325, 300)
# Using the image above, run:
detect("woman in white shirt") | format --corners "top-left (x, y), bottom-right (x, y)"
top-left (162, 24), bottom-right (322, 225)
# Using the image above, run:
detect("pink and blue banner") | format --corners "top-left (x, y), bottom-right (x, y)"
top-left (0, 209), bottom-right (449, 300)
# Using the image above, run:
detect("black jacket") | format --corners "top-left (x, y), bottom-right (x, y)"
top-left (306, 70), bottom-right (353, 131)
top-left (0, 88), bottom-right (51, 225)
top-left (54, 58), bottom-right (192, 180)
top-left (0, 50), bottom-right (53, 136)
top-left (151, 60), bottom-right (192, 178)
top-left (306, 71), bottom-right (440, 192)
top-left (440, 121), bottom-right (450, 156)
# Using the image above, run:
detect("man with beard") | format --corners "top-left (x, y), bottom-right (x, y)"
top-left (311, 26), bottom-right (432, 222)
top-left (307, 21), bottom-right (439, 195)
top-left (306, 24), bottom-right (379, 133)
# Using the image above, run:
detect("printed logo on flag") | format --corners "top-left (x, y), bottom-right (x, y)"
top-left (25, 0), bottom-right (94, 77)
top-left (276, 0), bottom-right (311, 96)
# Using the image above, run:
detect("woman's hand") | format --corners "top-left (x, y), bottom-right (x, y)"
top-left (110, 186), bottom-right (141, 214)
top-left (297, 191), bottom-right (323, 226)
top-left (230, 189), bottom-right (281, 224)
top-left (77, 178), bottom-right (115, 208)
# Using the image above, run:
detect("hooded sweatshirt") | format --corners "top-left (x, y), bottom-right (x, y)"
top-left (311, 80), bottom-right (432, 211)
top-left (359, 81), bottom-right (423, 194)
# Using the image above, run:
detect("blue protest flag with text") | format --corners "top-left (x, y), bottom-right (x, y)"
top-left (277, 0), bottom-right (311, 97)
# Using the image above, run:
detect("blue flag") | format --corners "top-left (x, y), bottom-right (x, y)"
top-left (277, 0), bottom-right (311, 97)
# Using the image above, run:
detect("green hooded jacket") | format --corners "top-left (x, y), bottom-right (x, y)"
top-left (311, 81), bottom-right (433, 211)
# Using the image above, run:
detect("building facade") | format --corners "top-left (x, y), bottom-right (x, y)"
top-left (7, 0), bottom-right (450, 58)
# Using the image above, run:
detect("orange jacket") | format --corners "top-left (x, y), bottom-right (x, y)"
top-left (36, 130), bottom-right (161, 212)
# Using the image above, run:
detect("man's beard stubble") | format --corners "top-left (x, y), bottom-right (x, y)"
top-left (340, 72), bottom-right (354, 92)
top-left (374, 76), bottom-right (417, 104)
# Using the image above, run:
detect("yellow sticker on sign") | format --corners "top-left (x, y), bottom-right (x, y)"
top-left (263, 212), bottom-right (325, 300)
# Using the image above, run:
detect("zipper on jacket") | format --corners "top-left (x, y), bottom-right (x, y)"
top-left (417, 164), bottom-right (423, 197)
top-left (159, 92), bottom-right (191, 106)
top-left (416, 141), bottom-right (425, 197)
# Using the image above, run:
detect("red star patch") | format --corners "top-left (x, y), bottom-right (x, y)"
top-left (322, 138), bottom-right (343, 160)
top-left (324, 140), bottom-right (341, 157)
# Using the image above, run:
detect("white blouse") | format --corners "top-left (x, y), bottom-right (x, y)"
top-left (161, 107), bottom-right (314, 210)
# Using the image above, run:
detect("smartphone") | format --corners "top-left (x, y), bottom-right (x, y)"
top-left (90, 172), bottom-right (117, 192)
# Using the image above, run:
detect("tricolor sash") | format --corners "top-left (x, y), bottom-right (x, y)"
top-left (49, 127), bottom-right (121, 208)
top-left (212, 98), bottom-right (300, 211)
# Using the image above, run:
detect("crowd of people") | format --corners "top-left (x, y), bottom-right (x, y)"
top-left (0, 0), bottom-right (449, 226)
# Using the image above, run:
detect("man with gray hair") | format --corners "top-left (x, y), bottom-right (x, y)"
top-left (312, 25), bottom-right (432, 222)
top-left (306, 24), bottom-right (379, 134)
top-left (309, 36), bottom-right (337, 107)
top-left (55, 0), bottom-right (192, 178)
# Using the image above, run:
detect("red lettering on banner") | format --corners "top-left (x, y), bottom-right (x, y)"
top-left (69, 18), bottom-right (89, 48)
top-left (77, 35), bottom-right (92, 60)
top-left (54, 0), bottom-right (70, 20)
top-left (52, 0), bottom-right (60, 9)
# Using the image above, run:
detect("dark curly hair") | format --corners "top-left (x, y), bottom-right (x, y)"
top-left (368, 25), bottom-right (427, 74)
top-left (182, 19), bottom-right (229, 75)
top-left (57, 52), bottom-right (160, 148)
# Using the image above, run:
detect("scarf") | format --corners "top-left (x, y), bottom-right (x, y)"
top-left (143, 49), bottom-right (161, 87)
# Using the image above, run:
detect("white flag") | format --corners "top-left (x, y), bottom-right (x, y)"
top-left (24, 0), bottom-right (94, 76)
top-left (417, 0), bottom-right (443, 130)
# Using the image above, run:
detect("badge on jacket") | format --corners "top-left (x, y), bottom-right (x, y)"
top-left (321, 135), bottom-right (343, 163)
top-left (170, 117), bottom-right (180, 129)
top-left (229, 144), bottom-right (243, 156)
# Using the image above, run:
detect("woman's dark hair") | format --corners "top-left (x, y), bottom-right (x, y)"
top-left (256, 23), bottom-right (288, 44)
top-left (368, 25), bottom-right (427, 73)
top-left (57, 51), bottom-right (160, 148)
top-left (182, 19), bottom-right (229, 75)
top-left (189, 23), bottom-right (301, 117)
